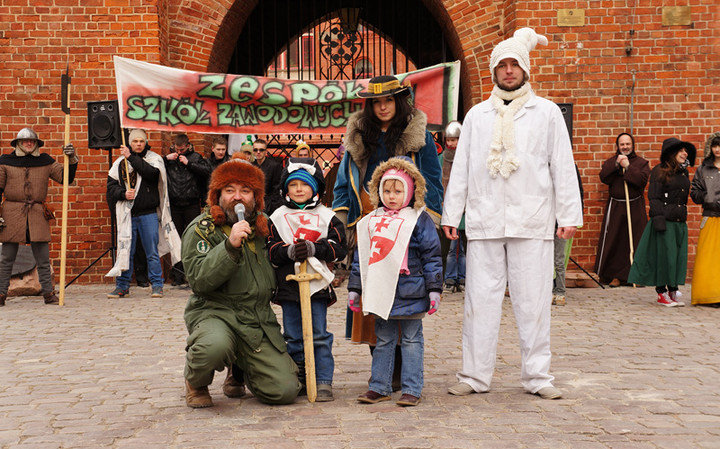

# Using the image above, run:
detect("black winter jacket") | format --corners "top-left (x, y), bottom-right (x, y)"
top-left (690, 158), bottom-right (720, 217)
top-left (648, 164), bottom-right (690, 230)
top-left (164, 149), bottom-right (211, 207)
top-left (267, 209), bottom-right (347, 305)
top-left (106, 147), bottom-right (161, 217)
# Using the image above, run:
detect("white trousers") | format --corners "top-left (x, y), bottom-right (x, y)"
top-left (457, 238), bottom-right (554, 393)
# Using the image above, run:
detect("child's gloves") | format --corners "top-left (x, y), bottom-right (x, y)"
top-left (348, 291), bottom-right (361, 313)
top-left (428, 292), bottom-right (441, 315)
top-left (288, 239), bottom-right (316, 261)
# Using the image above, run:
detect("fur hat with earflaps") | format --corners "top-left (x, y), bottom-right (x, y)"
top-left (368, 156), bottom-right (426, 210)
top-left (206, 157), bottom-right (269, 236)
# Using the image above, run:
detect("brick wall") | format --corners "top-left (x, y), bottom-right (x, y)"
top-left (0, 0), bottom-right (717, 284)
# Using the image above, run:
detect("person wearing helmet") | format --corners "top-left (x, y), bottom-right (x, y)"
top-left (439, 121), bottom-right (466, 293)
top-left (0, 128), bottom-right (78, 306)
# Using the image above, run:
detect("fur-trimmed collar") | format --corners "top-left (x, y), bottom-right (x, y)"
top-left (367, 157), bottom-right (426, 210)
top-left (343, 109), bottom-right (428, 164)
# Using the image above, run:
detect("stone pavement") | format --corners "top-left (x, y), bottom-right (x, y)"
top-left (1, 283), bottom-right (719, 449)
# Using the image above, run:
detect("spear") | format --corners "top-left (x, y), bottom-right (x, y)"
top-left (58, 65), bottom-right (71, 306)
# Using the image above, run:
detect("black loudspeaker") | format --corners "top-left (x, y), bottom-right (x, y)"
top-left (87, 100), bottom-right (122, 149)
top-left (556, 103), bottom-right (573, 144)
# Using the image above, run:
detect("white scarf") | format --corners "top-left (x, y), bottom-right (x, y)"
top-left (269, 205), bottom-right (336, 296)
top-left (356, 206), bottom-right (423, 320)
top-left (487, 82), bottom-right (532, 179)
top-left (106, 151), bottom-right (181, 277)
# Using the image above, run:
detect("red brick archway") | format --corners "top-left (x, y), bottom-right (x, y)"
top-left (164, 0), bottom-right (485, 113)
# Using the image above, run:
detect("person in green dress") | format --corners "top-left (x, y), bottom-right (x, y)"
top-left (628, 138), bottom-right (696, 307)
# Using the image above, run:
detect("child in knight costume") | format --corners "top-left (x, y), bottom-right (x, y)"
top-left (348, 157), bottom-right (442, 407)
top-left (267, 157), bottom-right (347, 402)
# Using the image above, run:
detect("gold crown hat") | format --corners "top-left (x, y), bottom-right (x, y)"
top-left (357, 75), bottom-right (410, 98)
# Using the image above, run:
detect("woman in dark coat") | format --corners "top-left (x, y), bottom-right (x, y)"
top-left (628, 138), bottom-right (696, 307)
top-left (594, 132), bottom-right (650, 286)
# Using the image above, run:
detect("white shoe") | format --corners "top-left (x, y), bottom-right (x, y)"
top-left (669, 291), bottom-right (685, 307)
top-left (535, 386), bottom-right (562, 399)
top-left (448, 382), bottom-right (476, 396)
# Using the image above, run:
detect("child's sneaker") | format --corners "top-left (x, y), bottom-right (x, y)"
top-left (107, 287), bottom-right (129, 298)
top-left (316, 384), bottom-right (334, 402)
top-left (668, 291), bottom-right (685, 307)
top-left (151, 286), bottom-right (164, 298)
top-left (657, 292), bottom-right (678, 307)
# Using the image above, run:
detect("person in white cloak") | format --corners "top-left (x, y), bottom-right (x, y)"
top-left (105, 129), bottom-right (181, 298)
top-left (441, 28), bottom-right (583, 400)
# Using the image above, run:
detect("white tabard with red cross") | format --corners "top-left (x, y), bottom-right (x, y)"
top-left (269, 205), bottom-right (336, 296)
top-left (356, 206), bottom-right (423, 320)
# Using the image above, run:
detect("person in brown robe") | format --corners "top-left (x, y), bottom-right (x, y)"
top-left (0, 128), bottom-right (78, 306)
top-left (595, 132), bottom-right (650, 286)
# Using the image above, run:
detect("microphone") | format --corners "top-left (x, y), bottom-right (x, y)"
top-left (234, 203), bottom-right (245, 222)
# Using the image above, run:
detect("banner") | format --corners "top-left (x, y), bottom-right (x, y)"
top-left (114, 56), bottom-right (460, 135)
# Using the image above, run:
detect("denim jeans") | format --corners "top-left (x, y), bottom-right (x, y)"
top-left (116, 212), bottom-right (163, 290)
top-left (280, 298), bottom-right (334, 385)
top-left (552, 235), bottom-right (567, 295)
top-left (370, 318), bottom-right (423, 397)
top-left (445, 239), bottom-right (466, 283)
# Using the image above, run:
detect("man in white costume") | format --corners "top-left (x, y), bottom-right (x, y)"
top-left (441, 28), bottom-right (583, 399)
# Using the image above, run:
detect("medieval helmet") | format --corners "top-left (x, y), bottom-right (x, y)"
top-left (444, 121), bottom-right (462, 139)
top-left (11, 127), bottom-right (44, 148)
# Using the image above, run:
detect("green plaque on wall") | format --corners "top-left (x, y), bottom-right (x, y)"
top-left (557, 9), bottom-right (585, 27)
top-left (662, 6), bottom-right (691, 26)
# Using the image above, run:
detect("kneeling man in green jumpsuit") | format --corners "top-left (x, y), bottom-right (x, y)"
top-left (182, 158), bottom-right (301, 407)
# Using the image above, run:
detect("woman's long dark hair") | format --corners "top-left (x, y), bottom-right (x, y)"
top-left (359, 90), bottom-right (414, 155)
top-left (659, 150), bottom-right (684, 183)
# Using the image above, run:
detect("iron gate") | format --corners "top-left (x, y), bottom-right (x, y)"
top-left (228, 0), bottom-right (455, 168)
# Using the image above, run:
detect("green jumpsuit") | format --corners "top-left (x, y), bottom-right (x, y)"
top-left (182, 212), bottom-right (300, 405)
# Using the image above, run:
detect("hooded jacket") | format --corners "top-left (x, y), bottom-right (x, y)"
top-left (267, 158), bottom-right (348, 304)
top-left (690, 132), bottom-right (720, 217)
top-left (332, 109), bottom-right (443, 228)
top-left (348, 157), bottom-right (443, 318)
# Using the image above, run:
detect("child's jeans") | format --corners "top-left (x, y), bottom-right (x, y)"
top-left (370, 317), bottom-right (423, 397)
top-left (280, 299), bottom-right (334, 385)
top-left (445, 239), bottom-right (466, 284)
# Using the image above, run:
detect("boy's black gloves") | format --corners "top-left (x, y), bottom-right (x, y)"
top-left (288, 239), bottom-right (316, 261)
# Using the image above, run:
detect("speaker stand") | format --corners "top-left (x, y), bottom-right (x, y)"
top-left (64, 148), bottom-right (116, 288)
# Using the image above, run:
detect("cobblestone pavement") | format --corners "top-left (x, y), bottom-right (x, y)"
top-left (1, 283), bottom-right (719, 449)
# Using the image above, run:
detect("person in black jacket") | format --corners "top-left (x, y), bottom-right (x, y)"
top-left (207, 135), bottom-right (229, 171)
top-left (106, 129), bottom-right (172, 298)
top-left (252, 138), bottom-right (282, 215)
top-left (164, 134), bottom-right (211, 285)
top-left (267, 157), bottom-right (347, 402)
top-left (628, 137), bottom-right (696, 307)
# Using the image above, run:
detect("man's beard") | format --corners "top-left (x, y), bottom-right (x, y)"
top-left (221, 198), bottom-right (255, 224)
top-left (497, 79), bottom-right (525, 92)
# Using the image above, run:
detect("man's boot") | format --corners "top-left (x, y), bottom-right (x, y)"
top-left (296, 361), bottom-right (307, 397)
top-left (43, 291), bottom-right (59, 305)
top-left (222, 365), bottom-right (246, 398)
top-left (185, 379), bottom-right (213, 408)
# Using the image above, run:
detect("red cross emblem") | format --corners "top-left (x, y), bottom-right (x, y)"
top-left (283, 211), bottom-right (322, 242)
top-left (366, 213), bottom-right (403, 265)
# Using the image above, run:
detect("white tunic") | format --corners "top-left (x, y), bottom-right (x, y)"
top-left (441, 92), bottom-right (583, 240)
